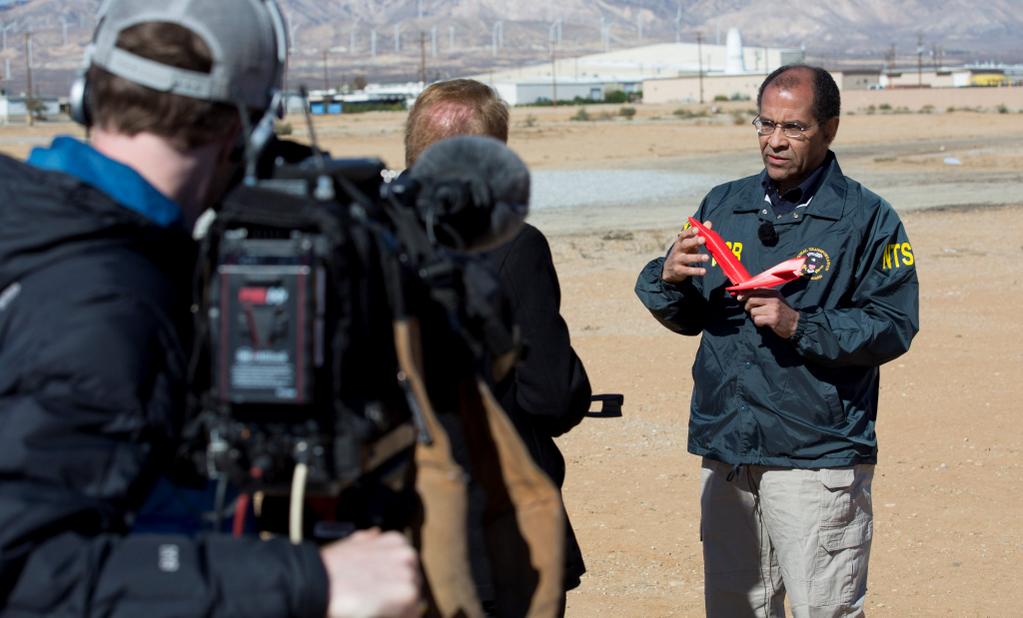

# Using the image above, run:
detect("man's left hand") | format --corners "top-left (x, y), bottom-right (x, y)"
top-left (736, 290), bottom-right (799, 339)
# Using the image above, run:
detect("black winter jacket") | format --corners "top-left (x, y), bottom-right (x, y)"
top-left (486, 223), bottom-right (591, 589)
top-left (0, 154), bottom-right (327, 617)
top-left (635, 155), bottom-right (919, 468)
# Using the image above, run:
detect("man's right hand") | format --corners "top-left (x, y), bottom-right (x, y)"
top-left (321, 529), bottom-right (421, 618)
top-left (661, 220), bottom-right (712, 284)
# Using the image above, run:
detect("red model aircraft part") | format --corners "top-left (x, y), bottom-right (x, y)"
top-left (687, 216), bottom-right (751, 284)
top-left (726, 256), bottom-right (807, 292)
top-left (686, 216), bottom-right (806, 293)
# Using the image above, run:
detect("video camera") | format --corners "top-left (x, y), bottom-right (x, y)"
top-left (180, 134), bottom-right (530, 535)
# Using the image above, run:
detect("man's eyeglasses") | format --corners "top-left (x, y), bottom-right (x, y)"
top-left (752, 117), bottom-right (816, 139)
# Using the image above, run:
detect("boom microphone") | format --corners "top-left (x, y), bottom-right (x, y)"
top-left (408, 135), bottom-right (529, 252)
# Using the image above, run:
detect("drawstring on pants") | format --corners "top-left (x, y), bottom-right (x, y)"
top-left (726, 463), bottom-right (773, 610)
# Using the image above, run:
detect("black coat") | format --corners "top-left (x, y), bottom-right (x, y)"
top-left (0, 155), bottom-right (327, 617)
top-left (486, 223), bottom-right (591, 590)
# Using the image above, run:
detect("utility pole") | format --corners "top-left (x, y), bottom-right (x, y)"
top-left (24, 32), bottom-right (33, 126)
top-left (696, 31), bottom-right (704, 104)
top-left (675, 5), bottom-right (682, 43)
top-left (916, 33), bottom-right (924, 87)
top-left (550, 32), bottom-right (557, 107)
top-left (322, 49), bottom-right (329, 91)
top-left (418, 31), bottom-right (426, 84)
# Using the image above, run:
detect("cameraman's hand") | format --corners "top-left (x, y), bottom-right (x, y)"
top-left (662, 220), bottom-right (712, 284)
top-left (321, 528), bottom-right (421, 618)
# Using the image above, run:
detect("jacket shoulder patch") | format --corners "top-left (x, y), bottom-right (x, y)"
top-left (797, 247), bottom-right (831, 281)
top-left (882, 242), bottom-right (915, 270)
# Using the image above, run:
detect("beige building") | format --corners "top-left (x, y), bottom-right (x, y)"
top-left (643, 72), bottom-right (769, 103)
top-left (642, 69), bottom-right (920, 104)
top-left (838, 70), bottom-right (881, 91)
top-left (880, 69), bottom-right (971, 89)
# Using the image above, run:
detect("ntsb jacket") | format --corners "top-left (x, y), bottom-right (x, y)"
top-left (635, 154), bottom-right (919, 468)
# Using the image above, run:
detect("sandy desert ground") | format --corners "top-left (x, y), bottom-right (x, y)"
top-left (2, 99), bottom-right (1021, 616)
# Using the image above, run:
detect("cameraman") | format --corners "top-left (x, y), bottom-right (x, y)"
top-left (0, 1), bottom-right (418, 616)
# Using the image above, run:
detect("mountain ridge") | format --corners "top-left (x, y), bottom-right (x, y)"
top-left (1, 0), bottom-right (1020, 95)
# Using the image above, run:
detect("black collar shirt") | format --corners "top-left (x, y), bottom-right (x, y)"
top-left (760, 151), bottom-right (834, 217)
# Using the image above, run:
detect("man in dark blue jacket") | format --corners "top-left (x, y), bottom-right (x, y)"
top-left (636, 65), bottom-right (919, 616)
top-left (0, 1), bottom-right (418, 616)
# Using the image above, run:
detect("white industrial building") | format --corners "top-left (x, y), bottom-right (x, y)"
top-left (492, 80), bottom-right (606, 106)
top-left (0, 95), bottom-right (62, 123)
top-left (471, 28), bottom-right (803, 105)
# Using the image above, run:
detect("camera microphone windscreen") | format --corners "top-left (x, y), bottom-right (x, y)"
top-left (409, 135), bottom-right (529, 252)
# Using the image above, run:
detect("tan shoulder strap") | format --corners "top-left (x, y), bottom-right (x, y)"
top-left (474, 380), bottom-right (565, 618)
top-left (395, 318), bottom-right (565, 618)
top-left (394, 318), bottom-right (483, 617)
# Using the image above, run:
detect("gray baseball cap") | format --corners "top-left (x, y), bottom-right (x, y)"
top-left (88, 0), bottom-right (287, 111)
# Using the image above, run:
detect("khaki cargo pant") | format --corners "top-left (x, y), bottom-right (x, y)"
top-left (700, 458), bottom-right (874, 618)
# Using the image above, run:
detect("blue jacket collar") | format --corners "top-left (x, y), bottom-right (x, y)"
top-left (27, 136), bottom-right (184, 228)
top-left (734, 151), bottom-right (846, 221)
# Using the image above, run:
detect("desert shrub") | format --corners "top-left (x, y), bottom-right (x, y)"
top-left (713, 94), bottom-right (729, 102)
top-left (604, 90), bottom-right (628, 104)
top-left (570, 107), bottom-right (591, 121)
top-left (25, 97), bottom-right (48, 121)
top-left (673, 107), bottom-right (708, 119)
top-left (619, 106), bottom-right (636, 119)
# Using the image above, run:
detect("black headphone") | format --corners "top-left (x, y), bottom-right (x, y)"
top-left (69, 0), bottom-right (288, 130)
top-left (68, 68), bottom-right (92, 127)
